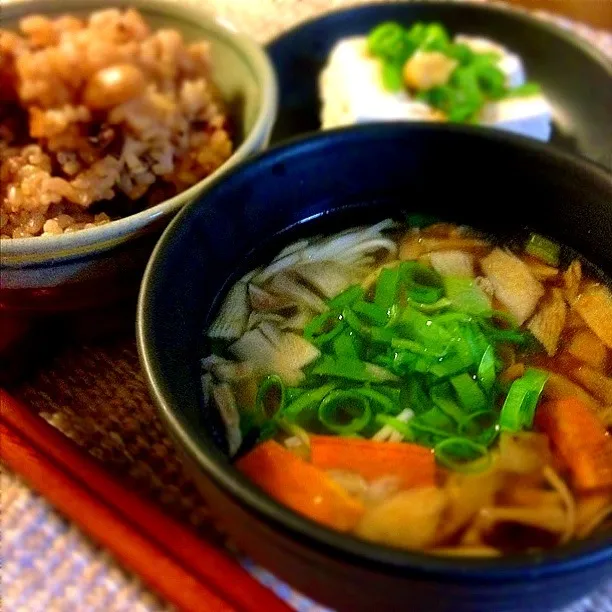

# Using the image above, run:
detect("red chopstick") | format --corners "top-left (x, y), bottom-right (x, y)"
top-left (0, 389), bottom-right (291, 612)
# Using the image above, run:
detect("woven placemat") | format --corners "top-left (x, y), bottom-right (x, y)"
top-left (3, 1), bottom-right (612, 610)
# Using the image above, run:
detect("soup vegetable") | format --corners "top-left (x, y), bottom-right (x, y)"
top-left (203, 220), bottom-right (612, 556)
top-left (320, 22), bottom-right (552, 141)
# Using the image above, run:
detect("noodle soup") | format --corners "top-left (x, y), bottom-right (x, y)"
top-left (203, 219), bottom-right (612, 557)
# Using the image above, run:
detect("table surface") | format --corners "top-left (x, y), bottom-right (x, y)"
top-left (3, 1), bottom-right (612, 611)
top-left (505, 0), bottom-right (612, 29)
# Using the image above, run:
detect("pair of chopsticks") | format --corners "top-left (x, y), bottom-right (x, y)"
top-left (0, 389), bottom-right (291, 612)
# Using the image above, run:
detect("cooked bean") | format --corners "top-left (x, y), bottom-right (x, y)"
top-left (83, 64), bottom-right (145, 109)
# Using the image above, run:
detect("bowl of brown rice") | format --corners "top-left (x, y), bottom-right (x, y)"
top-left (0, 0), bottom-right (277, 311)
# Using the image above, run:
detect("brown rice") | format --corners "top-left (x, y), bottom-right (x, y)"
top-left (0, 8), bottom-right (233, 239)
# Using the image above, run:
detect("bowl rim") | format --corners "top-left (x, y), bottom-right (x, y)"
top-left (1, 0), bottom-right (278, 264)
top-left (137, 123), bottom-right (612, 582)
top-left (266, 0), bottom-right (612, 77)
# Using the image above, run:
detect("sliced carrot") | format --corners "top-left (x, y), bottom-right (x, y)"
top-left (535, 397), bottom-right (612, 491)
top-left (309, 436), bottom-right (436, 489)
top-left (236, 440), bottom-right (364, 531)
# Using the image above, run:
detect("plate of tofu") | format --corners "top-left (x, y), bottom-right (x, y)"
top-left (267, 1), bottom-right (612, 168)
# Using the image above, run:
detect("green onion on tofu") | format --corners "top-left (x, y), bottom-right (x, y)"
top-left (367, 21), bottom-right (543, 123)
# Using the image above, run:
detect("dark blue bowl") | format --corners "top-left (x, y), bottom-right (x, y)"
top-left (267, 1), bottom-right (612, 168)
top-left (137, 124), bottom-right (612, 612)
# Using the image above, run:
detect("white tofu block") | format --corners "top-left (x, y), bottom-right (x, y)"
top-left (480, 96), bottom-right (553, 142)
top-left (319, 38), bottom-right (441, 129)
top-left (319, 35), bottom-right (552, 141)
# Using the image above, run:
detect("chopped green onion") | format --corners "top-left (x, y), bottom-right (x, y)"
top-left (444, 276), bottom-right (492, 315)
top-left (256, 419), bottom-right (280, 444)
top-left (331, 329), bottom-right (361, 358)
top-left (448, 66), bottom-right (484, 122)
top-left (381, 61), bottom-right (405, 92)
top-left (368, 20), bottom-right (542, 123)
top-left (405, 22), bottom-right (427, 50)
top-left (282, 383), bottom-right (336, 419)
top-left (238, 410), bottom-right (259, 440)
top-left (390, 337), bottom-right (443, 357)
top-left (377, 385), bottom-right (402, 405)
top-left (256, 375), bottom-right (285, 419)
top-left (352, 300), bottom-right (389, 326)
top-left (435, 437), bottom-right (491, 473)
top-left (402, 377), bottom-right (431, 414)
top-left (461, 321), bottom-right (490, 365)
top-left (341, 307), bottom-right (389, 343)
top-left (417, 85), bottom-right (454, 112)
top-left (477, 312), bottom-right (532, 345)
top-left (409, 419), bottom-right (454, 442)
top-left (374, 266), bottom-right (401, 310)
top-left (430, 351), bottom-right (473, 378)
top-left (525, 233), bottom-right (561, 266)
top-left (459, 409), bottom-right (499, 446)
top-left (284, 387), bottom-right (305, 403)
top-left (472, 51), bottom-right (503, 65)
top-left (401, 262), bottom-right (445, 304)
top-left (318, 390), bottom-right (372, 435)
top-left (261, 218), bottom-right (550, 473)
top-left (435, 312), bottom-right (475, 327)
top-left (398, 307), bottom-right (452, 353)
top-left (431, 383), bottom-right (467, 424)
top-left (358, 386), bottom-right (400, 414)
top-left (303, 310), bottom-right (344, 345)
top-left (418, 406), bottom-right (455, 429)
top-left (368, 21), bottom-right (412, 62)
top-left (389, 350), bottom-right (419, 375)
top-left (450, 373), bottom-right (487, 413)
top-left (446, 42), bottom-right (474, 65)
top-left (327, 285), bottom-right (364, 309)
top-left (341, 307), bottom-right (370, 337)
top-left (369, 326), bottom-right (395, 343)
top-left (505, 82), bottom-right (541, 98)
top-left (311, 355), bottom-right (398, 383)
top-left (486, 310), bottom-right (520, 328)
top-left (477, 345), bottom-right (497, 392)
top-left (406, 296), bottom-right (452, 313)
top-left (420, 22), bottom-right (450, 52)
top-left (499, 368), bottom-right (549, 431)
top-left (475, 63), bottom-right (507, 99)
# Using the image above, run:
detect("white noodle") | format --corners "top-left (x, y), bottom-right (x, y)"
top-left (372, 408), bottom-right (414, 442)
top-left (543, 465), bottom-right (576, 544)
